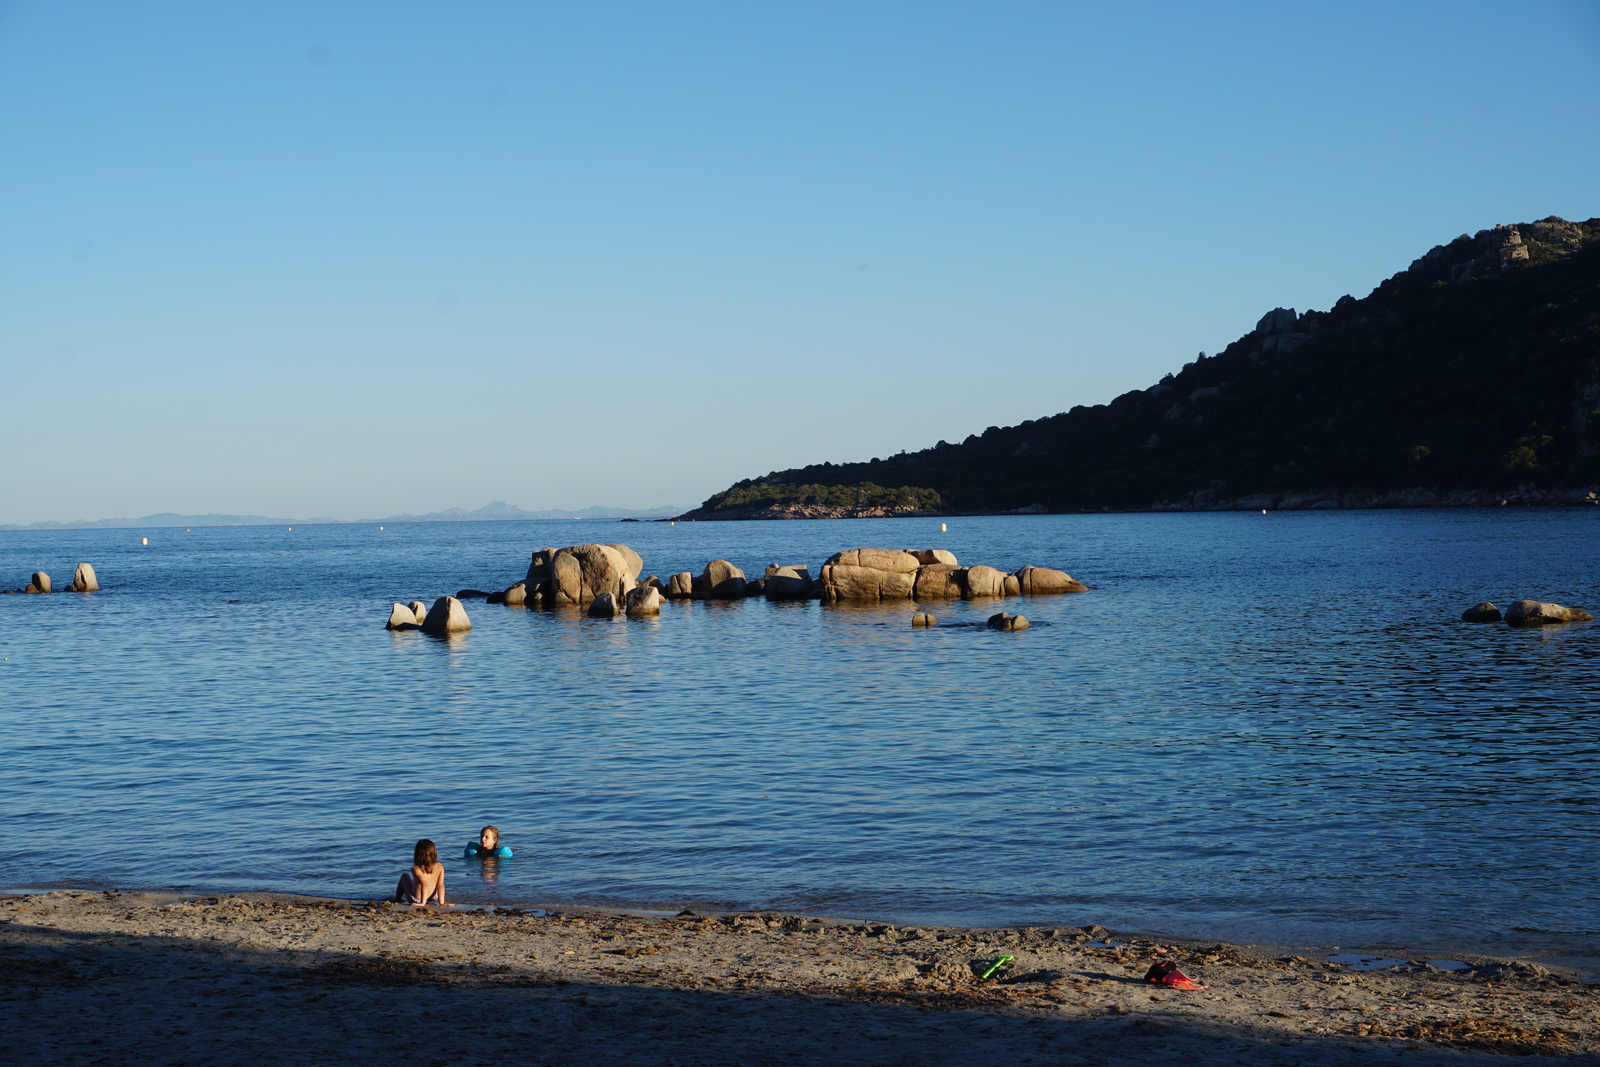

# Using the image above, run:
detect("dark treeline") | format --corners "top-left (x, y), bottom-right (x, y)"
top-left (687, 217), bottom-right (1600, 516)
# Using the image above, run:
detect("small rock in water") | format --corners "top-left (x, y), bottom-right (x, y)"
top-left (987, 612), bottom-right (1030, 631)
top-left (1505, 598), bottom-right (1593, 625)
top-left (1460, 601), bottom-right (1501, 622)
top-left (408, 601), bottom-right (429, 624)
top-left (455, 589), bottom-right (492, 600)
top-left (29, 571), bottom-right (52, 594)
top-left (501, 581), bottom-right (528, 606)
top-left (624, 585), bottom-right (662, 616)
top-left (71, 563), bottom-right (99, 592)
top-left (911, 612), bottom-right (937, 627)
top-left (420, 596), bottom-right (472, 634)
top-left (385, 603), bottom-right (417, 630)
top-left (587, 592), bottom-right (622, 618)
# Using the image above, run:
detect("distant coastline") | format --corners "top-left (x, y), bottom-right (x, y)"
top-left (0, 500), bottom-right (688, 532)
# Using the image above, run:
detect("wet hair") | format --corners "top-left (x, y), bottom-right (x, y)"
top-left (480, 825), bottom-right (500, 848)
top-left (413, 839), bottom-right (439, 872)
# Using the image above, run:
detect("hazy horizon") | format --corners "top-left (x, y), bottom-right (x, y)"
top-left (3, 1), bottom-right (1596, 526)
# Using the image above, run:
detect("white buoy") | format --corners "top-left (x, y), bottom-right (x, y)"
top-left (940, 522), bottom-right (948, 533)
top-left (1261, 509), bottom-right (1267, 515)
top-left (288, 527), bottom-right (292, 531)
top-left (379, 526), bottom-right (384, 531)
top-left (141, 537), bottom-right (148, 546)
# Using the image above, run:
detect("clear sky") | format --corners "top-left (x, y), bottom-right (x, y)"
top-left (2, 1), bottom-right (1597, 523)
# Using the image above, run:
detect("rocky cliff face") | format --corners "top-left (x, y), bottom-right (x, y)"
top-left (687, 215), bottom-right (1600, 517)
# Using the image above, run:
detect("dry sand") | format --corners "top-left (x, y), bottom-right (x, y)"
top-left (2, 890), bottom-right (1595, 1065)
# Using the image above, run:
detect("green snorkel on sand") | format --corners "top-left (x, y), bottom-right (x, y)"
top-left (978, 955), bottom-right (1015, 980)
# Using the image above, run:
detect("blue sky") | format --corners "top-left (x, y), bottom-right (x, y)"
top-left (2, 1), bottom-right (1597, 523)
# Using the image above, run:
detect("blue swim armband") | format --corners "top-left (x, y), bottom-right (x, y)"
top-left (465, 842), bottom-right (514, 858)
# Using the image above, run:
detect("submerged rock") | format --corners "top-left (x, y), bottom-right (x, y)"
top-left (1460, 601), bottom-right (1502, 622)
top-left (420, 596), bottom-right (472, 634)
top-left (987, 612), bottom-right (1030, 631)
top-left (1505, 598), bottom-right (1593, 625)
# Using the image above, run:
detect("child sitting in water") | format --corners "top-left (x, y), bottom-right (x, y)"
top-left (465, 824), bottom-right (513, 858)
top-left (394, 839), bottom-right (450, 906)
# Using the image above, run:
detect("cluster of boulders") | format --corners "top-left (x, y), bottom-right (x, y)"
top-left (384, 543), bottom-right (1087, 632)
top-left (1461, 599), bottom-right (1594, 626)
top-left (817, 548), bottom-right (1085, 601)
top-left (2, 563), bottom-right (99, 595)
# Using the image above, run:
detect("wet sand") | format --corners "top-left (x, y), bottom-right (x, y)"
top-left (2, 890), bottom-right (1595, 1065)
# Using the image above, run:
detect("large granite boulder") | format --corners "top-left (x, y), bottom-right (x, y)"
top-left (701, 560), bottom-right (747, 599)
top-left (820, 564), bottom-right (916, 600)
top-left (386, 603), bottom-right (418, 629)
top-left (587, 592), bottom-right (622, 618)
top-left (1014, 565), bottom-right (1088, 594)
top-left (963, 565), bottom-right (1006, 598)
top-left (70, 563), bottom-right (99, 592)
top-left (29, 571), bottom-right (51, 594)
top-left (908, 549), bottom-right (958, 567)
top-left (1460, 601), bottom-right (1501, 623)
top-left (987, 612), bottom-right (1030, 631)
top-left (913, 564), bottom-right (964, 599)
top-left (763, 565), bottom-right (812, 599)
top-left (1505, 598), bottom-right (1594, 626)
top-left (606, 544), bottom-right (645, 582)
top-left (421, 596), bottom-right (472, 634)
top-left (625, 585), bottom-right (663, 616)
top-left (824, 548), bottom-right (921, 573)
top-left (550, 544), bottom-right (636, 605)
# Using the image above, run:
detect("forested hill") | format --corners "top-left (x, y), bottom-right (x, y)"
top-left (682, 216), bottom-right (1600, 518)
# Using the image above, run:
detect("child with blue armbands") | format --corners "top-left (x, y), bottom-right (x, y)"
top-left (465, 824), bottom-right (513, 859)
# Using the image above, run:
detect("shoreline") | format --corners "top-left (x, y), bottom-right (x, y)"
top-left (9, 883), bottom-right (1597, 978)
top-left (4, 890), bottom-right (1596, 1064)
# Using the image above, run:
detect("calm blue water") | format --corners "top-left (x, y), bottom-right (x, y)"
top-left (2, 511), bottom-right (1597, 958)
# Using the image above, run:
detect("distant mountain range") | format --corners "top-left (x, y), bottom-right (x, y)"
top-left (681, 215), bottom-right (1600, 518)
top-left (0, 501), bottom-right (687, 531)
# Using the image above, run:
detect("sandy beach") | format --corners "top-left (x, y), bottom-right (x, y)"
top-left (2, 891), bottom-right (1594, 1065)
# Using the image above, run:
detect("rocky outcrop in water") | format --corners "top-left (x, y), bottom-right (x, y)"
top-left (625, 585), bottom-right (663, 616)
top-left (1460, 602), bottom-right (1502, 622)
top-left (70, 563), bottom-right (99, 592)
top-left (815, 547), bottom-right (1086, 602)
top-left (421, 596), bottom-right (472, 634)
top-left (27, 571), bottom-right (51, 594)
top-left (987, 612), bottom-right (1030, 631)
top-left (1504, 598), bottom-right (1593, 626)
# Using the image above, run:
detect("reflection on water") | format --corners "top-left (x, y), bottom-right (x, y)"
top-left (1, 509), bottom-right (1597, 957)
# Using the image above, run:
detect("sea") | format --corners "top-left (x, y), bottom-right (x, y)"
top-left (2, 510), bottom-right (1597, 964)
